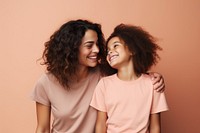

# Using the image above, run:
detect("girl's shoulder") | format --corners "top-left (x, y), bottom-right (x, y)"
top-left (141, 73), bottom-right (152, 79)
top-left (140, 74), bottom-right (153, 82)
top-left (100, 74), bottom-right (116, 83)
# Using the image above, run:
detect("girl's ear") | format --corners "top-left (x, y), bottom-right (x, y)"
top-left (129, 50), bottom-right (135, 56)
top-left (125, 45), bottom-right (133, 56)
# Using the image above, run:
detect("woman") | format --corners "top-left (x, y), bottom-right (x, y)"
top-left (31, 19), bottom-right (165, 133)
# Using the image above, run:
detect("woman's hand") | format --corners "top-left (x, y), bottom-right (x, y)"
top-left (149, 72), bottom-right (165, 92)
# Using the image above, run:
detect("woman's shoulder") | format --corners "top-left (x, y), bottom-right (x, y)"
top-left (36, 72), bottom-right (57, 85)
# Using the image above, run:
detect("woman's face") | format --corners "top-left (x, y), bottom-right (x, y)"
top-left (78, 29), bottom-right (100, 68)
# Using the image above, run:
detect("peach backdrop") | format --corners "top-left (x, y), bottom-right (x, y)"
top-left (0, 0), bottom-right (200, 132)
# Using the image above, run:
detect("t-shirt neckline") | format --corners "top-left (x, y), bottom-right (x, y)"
top-left (113, 73), bottom-right (144, 84)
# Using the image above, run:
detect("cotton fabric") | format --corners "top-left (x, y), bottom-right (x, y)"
top-left (31, 71), bottom-right (101, 133)
top-left (90, 74), bottom-right (169, 133)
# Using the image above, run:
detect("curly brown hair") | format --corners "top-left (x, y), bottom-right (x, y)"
top-left (106, 24), bottom-right (162, 76)
top-left (41, 19), bottom-right (107, 88)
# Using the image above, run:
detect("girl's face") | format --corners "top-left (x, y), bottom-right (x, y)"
top-left (106, 37), bottom-right (132, 69)
top-left (78, 29), bottom-right (99, 68)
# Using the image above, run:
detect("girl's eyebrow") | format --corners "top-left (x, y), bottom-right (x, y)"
top-left (113, 41), bottom-right (120, 44)
top-left (107, 41), bottom-right (121, 48)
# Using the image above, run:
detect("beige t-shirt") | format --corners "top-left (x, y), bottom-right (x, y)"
top-left (31, 71), bottom-right (101, 133)
top-left (90, 74), bottom-right (169, 133)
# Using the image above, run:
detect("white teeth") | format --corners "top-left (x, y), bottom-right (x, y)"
top-left (110, 55), bottom-right (117, 62)
top-left (110, 56), bottom-right (115, 60)
top-left (89, 56), bottom-right (97, 59)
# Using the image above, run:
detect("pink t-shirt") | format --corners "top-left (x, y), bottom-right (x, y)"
top-left (90, 74), bottom-right (169, 133)
top-left (31, 71), bottom-right (101, 133)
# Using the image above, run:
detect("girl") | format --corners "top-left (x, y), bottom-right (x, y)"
top-left (90, 24), bottom-right (169, 133)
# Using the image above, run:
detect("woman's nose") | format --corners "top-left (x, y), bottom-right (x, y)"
top-left (92, 44), bottom-right (99, 53)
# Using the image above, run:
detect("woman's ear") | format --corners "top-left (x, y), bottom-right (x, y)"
top-left (130, 52), bottom-right (135, 56)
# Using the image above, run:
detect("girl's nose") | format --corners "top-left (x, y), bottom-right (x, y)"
top-left (107, 49), bottom-right (112, 55)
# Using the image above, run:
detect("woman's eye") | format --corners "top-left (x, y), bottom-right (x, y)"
top-left (85, 44), bottom-right (93, 48)
top-left (87, 45), bottom-right (92, 48)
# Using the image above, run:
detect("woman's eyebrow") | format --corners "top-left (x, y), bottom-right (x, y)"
top-left (84, 40), bottom-right (94, 44)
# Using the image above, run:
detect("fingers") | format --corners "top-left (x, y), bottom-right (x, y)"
top-left (153, 77), bottom-right (165, 92)
top-left (148, 72), bottom-right (165, 92)
top-left (151, 73), bottom-right (162, 85)
top-left (152, 75), bottom-right (161, 85)
top-left (154, 82), bottom-right (165, 92)
top-left (151, 73), bottom-right (165, 92)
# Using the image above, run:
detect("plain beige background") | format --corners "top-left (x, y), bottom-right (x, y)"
top-left (0, 0), bottom-right (200, 132)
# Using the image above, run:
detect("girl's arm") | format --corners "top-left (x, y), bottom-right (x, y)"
top-left (148, 72), bottom-right (165, 92)
top-left (35, 102), bottom-right (51, 133)
top-left (149, 113), bottom-right (161, 133)
top-left (95, 111), bottom-right (107, 133)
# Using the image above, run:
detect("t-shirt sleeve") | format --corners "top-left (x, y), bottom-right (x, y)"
top-left (90, 79), bottom-right (107, 112)
top-left (151, 90), bottom-right (169, 114)
top-left (30, 76), bottom-right (50, 106)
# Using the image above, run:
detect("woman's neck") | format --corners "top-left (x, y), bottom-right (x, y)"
top-left (73, 66), bottom-right (90, 82)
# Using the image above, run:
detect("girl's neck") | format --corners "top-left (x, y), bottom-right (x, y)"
top-left (117, 62), bottom-right (139, 81)
top-left (117, 70), bottom-right (138, 81)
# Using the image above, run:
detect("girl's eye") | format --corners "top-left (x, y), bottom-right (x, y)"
top-left (114, 44), bottom-right (118, 48)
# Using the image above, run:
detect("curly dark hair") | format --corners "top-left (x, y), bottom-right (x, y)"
top-left (41, 19), bottom-right (107, 88)
top-left (106, 24), bottom-right (162, 76)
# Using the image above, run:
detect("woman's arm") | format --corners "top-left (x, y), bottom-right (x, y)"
top-left (148, 72), bottom-right (165, 92)
top-left (95, 111), bottom-right (107, 133)
top-left (35, 102), bottom-right (51, 133)
top-left (149, 113), bottom-right (161, 133)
